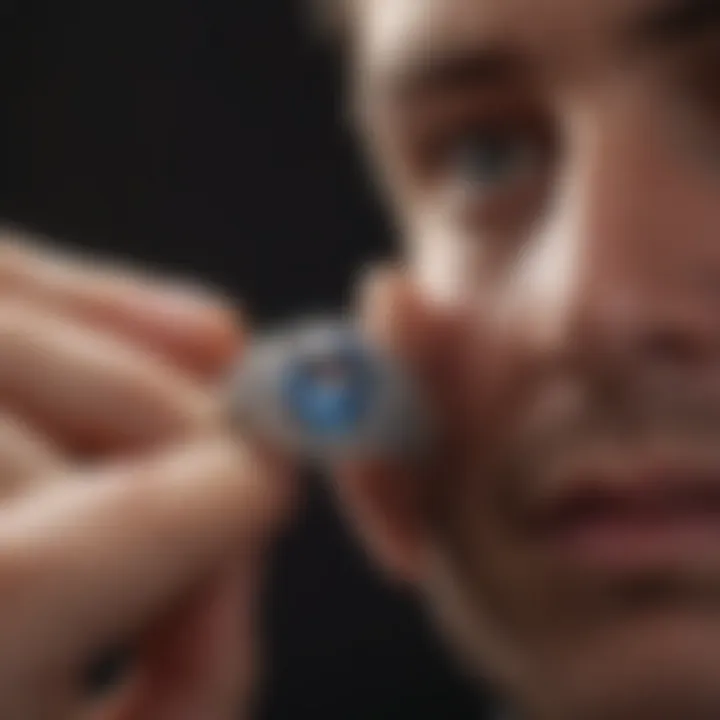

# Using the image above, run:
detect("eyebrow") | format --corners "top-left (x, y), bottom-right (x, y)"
top-left (626, 0), bottom-right (720, 48)
top-left (379, 47), bottom-right (529, 101)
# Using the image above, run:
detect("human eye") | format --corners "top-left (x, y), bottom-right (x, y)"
top-left (425, 113), bottom-right (557, 235)
top-left (446, 125), bottom-right (546, 195)
top-left (389, 89), bottom-right (558, 242)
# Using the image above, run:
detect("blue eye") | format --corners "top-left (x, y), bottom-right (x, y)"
top-left (451, 132), bottom-right (536, 189)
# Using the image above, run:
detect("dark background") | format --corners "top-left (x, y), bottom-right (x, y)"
top-left (0, 1), bottom-right (489, 717)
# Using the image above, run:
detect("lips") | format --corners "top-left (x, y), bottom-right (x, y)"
top-left (527, 447), bottom-right (720, 570)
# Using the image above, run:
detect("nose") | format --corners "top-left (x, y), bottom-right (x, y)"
top-left (518, 101), bottom-right (720, 378)
top-left (573, 286), bottom-right (719, 375)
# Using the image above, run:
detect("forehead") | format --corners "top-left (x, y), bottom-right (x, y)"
top-left (356, 0), bottom-right (695, 89)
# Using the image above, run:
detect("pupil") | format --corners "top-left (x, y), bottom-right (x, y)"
top-left (456, 135), bottom-right (520, 184)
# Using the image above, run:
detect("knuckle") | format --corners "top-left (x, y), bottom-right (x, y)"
top-left (0, 299), bottom-right (42, 339)
top-left (0, 531), bottom-right (38, 628)
top-left (0, 230), bottom-right (51, 291)
top-left (0, 236), bottom-right (29, 280)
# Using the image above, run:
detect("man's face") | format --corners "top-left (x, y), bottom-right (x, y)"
top-left (354, 0), bottom-right (720, 717)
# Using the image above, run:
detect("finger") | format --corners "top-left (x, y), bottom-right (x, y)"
top-left (99, 564), bottom-right (262, 720)
top-left (356, 265), bottom-right (490, 447)
top-left (0, 232), bottom-right (241, 378)
top-left (332, 267), bottom-right (492, 582)
top-left (0, 301), bottom-right (220, 453)
top-left (0, 413), bottom-right (66, 497)
top-left (0, 434), bottom-right (296, 680)
top-left (333, 458), bottom-right (429, 583)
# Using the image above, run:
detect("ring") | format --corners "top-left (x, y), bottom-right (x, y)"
top-left (229, 317), bottom-right (427, 464)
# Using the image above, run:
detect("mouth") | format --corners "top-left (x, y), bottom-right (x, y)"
top-left (529, 447), bottom-right (720, 571)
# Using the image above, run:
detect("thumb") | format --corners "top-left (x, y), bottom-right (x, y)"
top-left (356, 264), bottom-right (489, 448)
top-left (329, 267), bottom-right (485, 582)
top-left (356, 266), bottom-right (443, 387)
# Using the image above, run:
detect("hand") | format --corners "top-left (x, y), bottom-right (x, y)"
top-left (0, 233), bottom-right (295, 720)
top-left (336, 267), bottom-right (497, 583)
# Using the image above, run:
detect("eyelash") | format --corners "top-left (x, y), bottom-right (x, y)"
top-left (446, 127), bottom-right (546, 189)
top-left (413, 115), bottom-right (557, 229)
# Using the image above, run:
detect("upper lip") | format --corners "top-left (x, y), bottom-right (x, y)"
top-left (526, 443), bottom-right (720, 533)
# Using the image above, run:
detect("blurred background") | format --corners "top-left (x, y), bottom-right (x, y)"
top-left (0, 1), bottom-right (488, 717)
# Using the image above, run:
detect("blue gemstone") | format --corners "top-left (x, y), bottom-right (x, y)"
top-left (281, 345), bottom-right (376, 439)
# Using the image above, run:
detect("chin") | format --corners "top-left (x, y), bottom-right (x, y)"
top-left (425, 532), bottom-right (720, 719)
top-left (508, 609), bottom-right (720, 720)
top-left (429, 570), bottom-right (720, 719)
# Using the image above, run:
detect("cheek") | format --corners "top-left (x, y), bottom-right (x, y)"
top-left (421, 466), bottom-right (561, 689)
top-left (428, 460), bottom-right (536, 620)
top-left (675, 188), bottom-right (720, 264)
top-left (407, 218), bottom-right (492, 304)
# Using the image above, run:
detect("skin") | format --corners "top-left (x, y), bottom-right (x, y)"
top-left (336, 0), bottom-right (720, 718)
top-left (4, 1), bottom-right (720, 718)
top-left (0, 232), bottom-right (295, 719)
